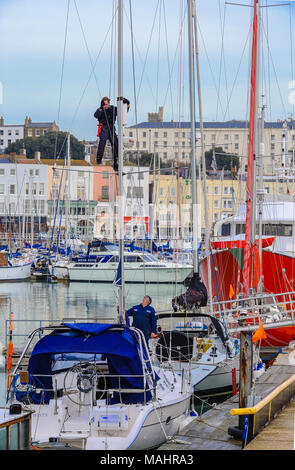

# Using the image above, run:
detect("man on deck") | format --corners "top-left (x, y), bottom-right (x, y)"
top-left (94, 96), bottom-right (130, 172)
top-left (125, 296), bottom-right (158, 345)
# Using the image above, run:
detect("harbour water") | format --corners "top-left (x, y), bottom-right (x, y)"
top-left (0, 280), bottom-right (185, 406)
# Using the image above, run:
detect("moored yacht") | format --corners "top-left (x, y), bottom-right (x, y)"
top-left (7, 322), bottom-right (193, 450)
top-left (68, 251), bottom-right (192, 283)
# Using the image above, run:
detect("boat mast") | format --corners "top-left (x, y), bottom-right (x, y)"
top-left (65, 133), bottom-right (71, 250)
top-left (244, 0), bottom-right (260, 298)
top-left (117, 0), bottom-right (125, 322)
top-left (191, 0), bottom-right (213, 311)
top-left (187, 0), bottom-right (199, 274)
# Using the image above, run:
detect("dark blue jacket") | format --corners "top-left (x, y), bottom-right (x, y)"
top-left (125, 304), bottom-right (157, 343)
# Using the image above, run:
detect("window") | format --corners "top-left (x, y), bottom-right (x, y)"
top-left (214, 186), bottom-right (219, 195)
top-left (7, 140), bottom-right (11, 145)
top-left (271, 143), bottom-right (275, 150)
top-left (214, 200), bottom-right (219, 208)
top-left (163, 132), bottom-right (167, 138)
top-left (163, 141), bottom-right (167, 147)
top-left (129, 131), bottom-right (133, 137)
top-left (143, 132), bottom-right (146, 138)
top-left (235, 134), bottom-right (239, 140)
top-left (15, 130), bottom-right (19, 136)
top-left (8, 130), bottom-right (12, 136)
top-left (39, 183), bottom-right (44, 195)
top-left (28, 130), bottom-right (33, 137)
top-left (211, 134), bottom-right (216, 141)
top-left (224, 186), bottom-right (229, 195)
top-left (25, 183), bottom-right (29, 195)
top-left (224, 134), bottom-right (229, 140)
top-left (182, 132), bottom-right (186, 138)
top-left (175, 132), bottom-right (178, 138)
top-left (271, 134), bottom-right (275, 140)
top-left (142, 141), bottom-right (146, 148)
top-left (154, 132), bottom-right (158, 138)
top-left (101, 186), bottom-right (109, 200)
top-left (77, 186), bottom-right (85, 199)
top-left (30, 169), bottom-right (33, 176)
top-left (0, 169), bottom-right (4, 175)
top-left (36, 130), bottom-right (41, 136)
top-left (0, 184), bottom-right (4, 194)
top-left (32, 183), bottom-right (37, 195)
top-left (39, 200), bottom-right (45, 215)
top-left (35, 169), bottom-right (39, 176)
top-left (10, 184), bottom-right (15, 194)
top-left (235, 143), bottom-right (239, 150)
top-left (43, 130), bottom-right (47, 135)
top-left (0, 202), bottom-right (4, 213)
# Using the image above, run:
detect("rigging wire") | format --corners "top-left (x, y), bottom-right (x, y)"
top-left (54, 0), bottom-right (71, 161)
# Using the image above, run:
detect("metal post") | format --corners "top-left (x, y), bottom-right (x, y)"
top-left (239, 330), bottom-right (254, 429)
top-left (117, 0), bottom-right (125, 322)
top-left (187, 0), bottom-right (199, 274)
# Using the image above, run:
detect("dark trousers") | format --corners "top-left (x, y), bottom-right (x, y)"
top-left (97, 125), bottom-right (118, 164)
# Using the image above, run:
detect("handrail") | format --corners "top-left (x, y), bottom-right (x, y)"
top-left (230, 374), bottom-right (295, 416)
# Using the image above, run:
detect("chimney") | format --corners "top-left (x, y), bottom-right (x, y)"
top-left (28, 117), bottom-right (32, 124)
top-left (0, 117), bottom-right (4, 126)
top-left (25, 116), bottom-right (29, 126)
top-left (35, 151), bottom-right (41, 162)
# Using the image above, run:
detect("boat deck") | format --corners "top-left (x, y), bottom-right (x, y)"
top-left (159, 348), bottom-right (295, 450)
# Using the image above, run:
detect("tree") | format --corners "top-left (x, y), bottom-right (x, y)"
top-left (5, 131), bottom-right (85, 160)
top-left (205, 146), bottom-right (240, 172)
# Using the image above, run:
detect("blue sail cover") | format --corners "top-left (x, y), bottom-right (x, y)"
top-left (27, 323), bottom-right (155, 404)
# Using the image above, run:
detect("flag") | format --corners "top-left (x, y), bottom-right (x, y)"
top-left (252, 323), bottom-right (267, 343)
top-left (229, 284), bottom-right (235, 299)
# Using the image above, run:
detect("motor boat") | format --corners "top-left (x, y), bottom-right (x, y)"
top-left (67, 251), bottom-right (192, 284)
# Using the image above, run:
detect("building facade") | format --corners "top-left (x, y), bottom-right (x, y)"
top-left (0, 117), bottom-right (24, 154)
top-left (126, 120), bottom-right (295, 176)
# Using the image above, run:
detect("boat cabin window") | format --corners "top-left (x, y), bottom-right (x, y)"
top-left (51, 353), bottom-right (106, 372)
top-left (124, 255), bottom-right (143, 262)
top-left (262, 224), bottom-right (292, 237)
top-left (221, 223), bottom-right (231, 236)
top-left (142, 254), bottom-right (158, 262)
top-left (236, 223), bottom-right (293, 237)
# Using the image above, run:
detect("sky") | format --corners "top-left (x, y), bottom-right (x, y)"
top-left (0, 0), bottom-right (295, 141)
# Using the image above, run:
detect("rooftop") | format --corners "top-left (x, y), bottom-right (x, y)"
top-left (128, 120), bottom-right (295, 130)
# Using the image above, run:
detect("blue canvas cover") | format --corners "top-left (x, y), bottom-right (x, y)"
top-left (27, 323), bottom-right (155, 404)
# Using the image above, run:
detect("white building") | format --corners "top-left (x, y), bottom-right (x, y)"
top-left (0, 117), bottom-right (24, 154)
top-left (0, 159), bottom-right (48, 242)
top-left (126, 119), bottom-right (295, 175)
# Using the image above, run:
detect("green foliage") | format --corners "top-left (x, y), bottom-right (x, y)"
top-left (5, 131), bottom-right (85, 160)
top-left (205, 146), bottom-right (240, 171)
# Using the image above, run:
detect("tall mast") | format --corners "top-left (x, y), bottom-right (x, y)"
top-left (243, 0), bottom-right (259, 298)
top-left (187, 0), bottom-right (199, 274)
top-left (65, 133), bottom-right (71, 249)
top-left (117, 0), bottom-right (125, 322)
top-left (192, 0), bottom-right (213, 311)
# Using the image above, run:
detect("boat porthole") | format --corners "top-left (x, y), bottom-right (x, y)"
top-left (166, 416), bottom-right (171, 425)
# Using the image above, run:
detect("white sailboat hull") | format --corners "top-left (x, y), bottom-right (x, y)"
top-left (68, 264), bottom-right (192, 283)
top-left (0, 262), bottom-right (31, 281)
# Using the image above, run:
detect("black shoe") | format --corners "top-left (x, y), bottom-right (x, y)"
top-left (113, 163), bottom-right (118, 172)
top-left (96, 156), bottom-right (103, 164)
